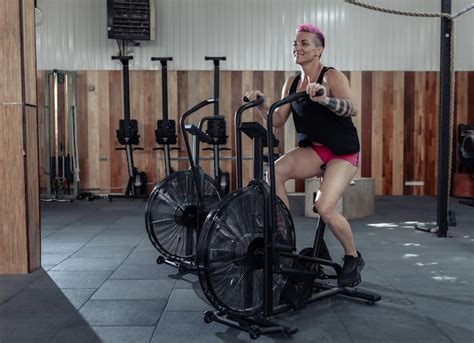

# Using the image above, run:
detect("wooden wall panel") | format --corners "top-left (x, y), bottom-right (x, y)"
top-left (0, 0), bottom-right (22, 103)
top-left (403, 72), bottom-right (415, 195)
top-left (283, 71), bottom-right (297, 193)
top-left (151, 70), bottom-right (164, 182)
top-left (0, 105), bottom-right (28, 273)
top-left (220, 71), bottom-right (233, 188)
top-left (424, 72), bottom-right (438, 196)
top-left (361, 71), bottom-right (372, 178)
top-left (37, 71), bottom-right (47, 192)
top-left (350, 71), bottom-right (362, 179)
top-left (37, 70), bottom-right (473, 196)
top-left (1, 0), bottom-right (39, 274)
top-left (25, 105), bottom-right (40, 270)
top-left (108, 71), bottom-right (124, 192)
top-left (176, 71), bottom-right (189, 172)
top-left (413, 73), bottom-right (425, 195)
top-left (371, 72), bottom-right (384, 195)
top-left (273, 71), bottom-right (286, 155)
top-left (76, 71), bottom-right (89, 191)
top-left (22, 0), bottom-right (36, 105)
top-left (98, 71), bottom-right (111, 192)
top-left (382, 73), bottom-right (394, 195)
top-left (240, 71), bottom-right (254, 187)
top-left (392, 72), bottom-right (405, 195)
top-left (141, 71), bottom-right (157, 189)
top-left (230, 71), bottom-right (242, 189)
top-left (86, 71), bottom-right (100, 190)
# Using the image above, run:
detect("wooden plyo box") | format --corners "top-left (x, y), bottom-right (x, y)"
top-left (304, 178), bottom-right (375, 219)
top-left (453, 173), bottom-right (474, 198)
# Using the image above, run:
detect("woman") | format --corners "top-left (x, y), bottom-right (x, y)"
top-left (245, 24), bottom-right (364, 287)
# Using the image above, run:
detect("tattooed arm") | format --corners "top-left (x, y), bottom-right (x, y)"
top-left (306, 69), bottom-right (357, 117)
top-left (324, 97), bottom-right (356, 117)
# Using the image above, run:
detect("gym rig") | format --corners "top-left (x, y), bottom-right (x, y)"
top-left (41, 70), bottom-right (79, 203)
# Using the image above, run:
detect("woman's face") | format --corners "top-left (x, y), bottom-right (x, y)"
top-left (292, 31), bottom-right (323, 65)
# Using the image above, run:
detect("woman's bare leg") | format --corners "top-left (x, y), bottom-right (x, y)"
top-left (315, 159), bottom-right (358, 256)
top-left (269, 147), bottom-right (325, 208)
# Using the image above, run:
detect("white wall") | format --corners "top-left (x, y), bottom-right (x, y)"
top-left (35, 0), bottom-right (474, 71)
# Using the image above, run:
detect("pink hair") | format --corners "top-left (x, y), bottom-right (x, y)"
top-left (296, 24), bottom-right (325, 47)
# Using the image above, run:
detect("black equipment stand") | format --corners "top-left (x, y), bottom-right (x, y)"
top-left (202, 92), bottom-right (381, 340)
top-left (110, 55), bottom-right (147, 200)
top-left (204, 56), bottom-right (230, 193)
top-left (151, 57), bottom-right (180, 177)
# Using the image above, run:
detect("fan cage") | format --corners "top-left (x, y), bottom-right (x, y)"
top-left (145, 170), bottom-right (222, 261)
top-left (197, 184), bottom-right (295, 316)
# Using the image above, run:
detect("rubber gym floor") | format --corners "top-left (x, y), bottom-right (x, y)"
top-left (0, 196), bottom-right (472, 343)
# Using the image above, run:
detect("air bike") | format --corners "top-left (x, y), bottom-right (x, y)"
top-left (197, 91), bottom-right (381, 339)
top-left (145, 98), bottom-right (225, 273)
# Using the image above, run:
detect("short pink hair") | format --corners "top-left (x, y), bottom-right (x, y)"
top-left (296, 24), bottom-right (325, 47)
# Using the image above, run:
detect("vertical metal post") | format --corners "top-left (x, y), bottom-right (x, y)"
top-left (44, 73), bottom-right (51, 195)
top-left (70, 72), bottom-right (80, 196)
top-left (212, 59), bottom-right (220, 180)
top-left (437, 0), bottom-right (452, 238)
top-left (64, 73), bottom-right (68, 158)
top-left (205, 57), bottom-right (226, 181)
top-left (152, 57), bottom-right (173, 177)
top-left (53, 72), bottom-right (59, 183)
top-left (160, 60), bottom-right (171, 176)
top-left (122, 59), bottom-right (131, 132)
top-left (213, 60), bottom-right (219, 116)
top-left (160, 60), bottom-right (169, 123)
top-left (119, 57), bottom-right (135, 180)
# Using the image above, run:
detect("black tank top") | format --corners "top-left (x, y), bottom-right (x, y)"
top-left (290, 67), bottom-right (360, 155)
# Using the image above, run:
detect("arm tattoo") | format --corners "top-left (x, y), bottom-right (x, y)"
top-left (325, 98), bottom-right (355, 117)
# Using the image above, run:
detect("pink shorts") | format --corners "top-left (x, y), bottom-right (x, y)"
top-left (311, 144), bottom-right (359, 167)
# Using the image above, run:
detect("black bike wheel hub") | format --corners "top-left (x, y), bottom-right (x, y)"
top-left (235, 237), bottom-right (265, 270)
top-left (175, 204), bottom-right (198, 228)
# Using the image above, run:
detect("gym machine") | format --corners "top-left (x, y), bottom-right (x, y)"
top-left (204, 56), bottom-right (230, 194)
top-left (198, 92), bottom-right (381, 339)
top-left (151, 57), bottom-right (180, 177)
top-left (41, 70), bottom-right (79, 202)
top-left (110, 55), bottom-right (148, 199)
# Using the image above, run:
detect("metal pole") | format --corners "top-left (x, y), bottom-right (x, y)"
top-left (213, 60), bottom-right (219, 115)
top-left (161, 60), bottom-right (169, 123)
top-left (53, 72), bottom-right (59, 184)
top-left (44, 73), bottom-right (51, 195)
top-left (436, 0), bottom-right (452, 238)
top-left (70, 72), bottom-right (80, 196)
top-left (213, 60), bottom-right (220, 180)
top-left (122, 59), bottom-right (131, 132)
top-left (160, 59), bottom-right (171, 176)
